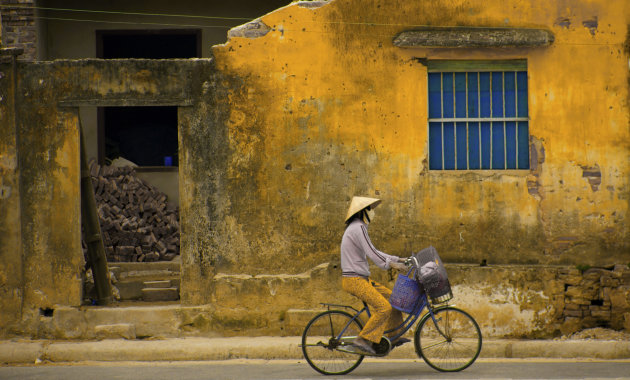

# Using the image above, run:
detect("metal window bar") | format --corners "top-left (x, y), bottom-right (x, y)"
top-left (489, 72), bottom-right (493, 169)
top-left (503, 72), bottom-right (507, 169)
top-left (428, 70), bottom-right (528, 170)
top-left (478, 73), bottom-right (481, 168)
top-left (452, 72), bottom-right (457, 169)
top-left (515, 71), bottom-right (519, 168)
top-left (465, 72), bottom-right (469, 170)
top-left (440, 73), bottom-right (445, 170)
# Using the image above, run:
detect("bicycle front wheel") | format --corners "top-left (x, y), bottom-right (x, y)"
top-left (414, 306), bottom-right (482, 372)
top-left (301, 310), bottom-right (364, 376)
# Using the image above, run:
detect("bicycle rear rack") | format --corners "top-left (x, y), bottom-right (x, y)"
top-left (319, 303), bottom-right (360, 313)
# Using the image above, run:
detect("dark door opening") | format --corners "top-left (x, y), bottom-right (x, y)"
top-left (104, 106), bottom-right (179, 167)
top-left (97, 29), bottom-right (200, 166)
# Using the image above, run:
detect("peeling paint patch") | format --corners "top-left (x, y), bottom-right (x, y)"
top-left (451, 284), bottom-right (540, 337)
top-left (297, 0), bottom-right (332, 9)
top-left (0, 182), bottom-right (11, 199)
top-left (228, 19), bottom-right (271, 39)
top-left (554, 17), bottom-right (571, 29)
top-left (527, 178), bottom-right (541, 198)
top-left (581, 164), bottom-right (601, 191)
top-left (527, 136), bottom-right (545, 199)
top-left (551, 236), bottom-right (580, 253)
top-left (582, 17), bottom-right (598, 36)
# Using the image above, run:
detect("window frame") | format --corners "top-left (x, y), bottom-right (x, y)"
top-left (427, 60), bottom-right (530, 171)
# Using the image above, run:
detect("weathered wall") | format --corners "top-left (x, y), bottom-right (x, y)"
top-left (0, 57), bottom-right (23, 330)
top-left (211, 263), bottom-right (630, 338)
top-left (8, 259), bottom-right (629, 339)
top-left (1, 0), bottom-right (629, 338)
top-left (0, 58), bottom-right (82, 333)
top-left (0, 58), bottom-right (220, 334)
top-left (195, 0), bottom-right (629, 288)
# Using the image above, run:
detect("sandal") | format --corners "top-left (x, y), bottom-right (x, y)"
top-left (352, 337), bottom-right (376, 355)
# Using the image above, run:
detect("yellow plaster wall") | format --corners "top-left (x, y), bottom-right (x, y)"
top-left (0, 59), bottom-right (23, 331)
top-left (211, 0), bottom-right (629, 269)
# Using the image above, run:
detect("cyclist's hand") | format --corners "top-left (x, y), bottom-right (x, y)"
top-left (390, 261), bottom-right (407, 271)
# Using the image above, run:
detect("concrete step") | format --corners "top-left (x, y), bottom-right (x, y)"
top-left (116, 278), bottom-right (180, 301)
top-left (109, 261), bottom-right (180, 283)
top-left (116, 281), bottom-right (146, 301)
top-left (109, 261), bottom-right (181, 301)
top-left (144, 280), bottom-right (172, 288)
top-left (44, 305), bottom-right (213, 340)
top-left (142, 287), bottom-right (179, 302)
top-left (117, 269), bottom-right (180, 281)
top-left (94, 323), bottom-right (136, 340)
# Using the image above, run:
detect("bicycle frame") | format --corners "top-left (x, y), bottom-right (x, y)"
top-left (322, 290), bottom-right (445, 348)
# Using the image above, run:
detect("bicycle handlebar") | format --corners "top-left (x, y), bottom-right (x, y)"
top-left (403, 256), bottom-right (419, 268)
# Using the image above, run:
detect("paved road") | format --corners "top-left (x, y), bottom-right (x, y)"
top-left (2, 359), bottom-right (630, 379)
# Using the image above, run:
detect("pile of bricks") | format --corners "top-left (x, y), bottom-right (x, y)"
top-left (86, 161), bottom-right (180, 262)
top-left (559, 265), bottom-right (630, 331)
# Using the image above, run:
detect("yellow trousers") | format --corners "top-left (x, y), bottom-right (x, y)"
top-left (341, 277), bottom-right (403, 344)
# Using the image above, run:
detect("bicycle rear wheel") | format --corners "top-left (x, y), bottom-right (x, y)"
top-left (301, 310), bottom-right (364, 375)
top-left (414, 306), bottom-right (482, 372)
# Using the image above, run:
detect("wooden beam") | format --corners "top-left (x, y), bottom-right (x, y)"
top-left (58, 98), bottom-right (193, 107)
top-left (393, 27), bottom-right (554, 48)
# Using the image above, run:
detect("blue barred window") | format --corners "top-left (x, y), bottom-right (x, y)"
top-left (428, 62), bottom-right (529, 170)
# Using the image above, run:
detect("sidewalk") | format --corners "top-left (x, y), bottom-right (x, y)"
top-left (1, 337), bottom-right (629, 364)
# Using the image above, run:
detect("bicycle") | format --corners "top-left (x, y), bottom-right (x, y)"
top-left (300, 257), bottom-right (482, 376)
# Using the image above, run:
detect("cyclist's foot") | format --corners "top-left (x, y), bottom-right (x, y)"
top-left (391, 337), bottom-right (411, 347)
top-left (352, 337), bottom-right (376, 355)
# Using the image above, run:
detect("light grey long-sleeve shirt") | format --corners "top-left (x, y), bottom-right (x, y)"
top-left (341, 219), bottom-right (400, 278)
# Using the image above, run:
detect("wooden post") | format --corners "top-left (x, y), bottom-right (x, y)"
top-left (79, 120), bottom-right (112, 305)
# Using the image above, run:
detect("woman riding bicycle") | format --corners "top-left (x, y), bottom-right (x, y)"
top-left (341, 196), bottom-right (410, 354)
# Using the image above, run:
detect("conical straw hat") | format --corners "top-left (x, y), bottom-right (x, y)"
top-left (345, 196), bottom-right (381, 222)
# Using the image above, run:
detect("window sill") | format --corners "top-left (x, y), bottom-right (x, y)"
top-left (426, 169), bottom-right (531, 176)
top-left (135, 166), bottom-right (179, 173)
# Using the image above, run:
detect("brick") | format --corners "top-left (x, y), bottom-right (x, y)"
top-left (565, 297), bottom-right (590, 306)
top-left (564, 303), bottom-right (581, 310)
top-left (563, 309), bottom-right (583, 317)
top-left (600, 287), bottom-right (611, 300)
top-left (590, 309), bottom-right (611, 319)
top-left (601, 275), bottom-right (620, 287)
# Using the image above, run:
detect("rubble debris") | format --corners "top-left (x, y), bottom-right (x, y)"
top-left (84, 160), bottom-right (180, 262)
top-left (556, 327), bottom-right (630, 341)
